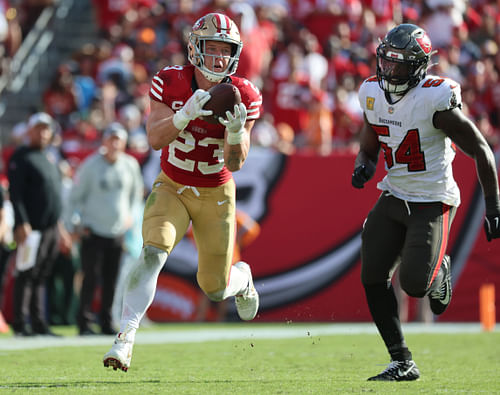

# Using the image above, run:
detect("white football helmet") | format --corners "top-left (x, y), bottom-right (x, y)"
top-left (188, 13), bottom-right (243, 82)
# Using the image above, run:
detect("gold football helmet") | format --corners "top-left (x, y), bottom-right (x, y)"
top-left (188, 13), bottom-right (243, 82)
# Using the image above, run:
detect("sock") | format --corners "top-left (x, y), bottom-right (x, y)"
top-left (364, 282), bottom-right (410, 360)
top-left (120, 245), bottom-right (168, 337)
top-left (224, 262), bottom-right (249, 299)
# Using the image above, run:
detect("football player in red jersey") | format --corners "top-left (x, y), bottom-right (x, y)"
top-left (352, 24), bottom-right (500, 381)
top-left (104, 13), bottom-right (263, 372)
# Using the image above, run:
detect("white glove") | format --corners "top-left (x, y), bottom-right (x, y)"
top-left (173, 89), bottom-right (213, 130)
top-left (219, 103), bottom-right (247, 145)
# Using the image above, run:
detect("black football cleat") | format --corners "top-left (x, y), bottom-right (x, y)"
top-left (429, 255), bottom-right (452, 315)
top-left (368, 360), bottom-right (420, 381)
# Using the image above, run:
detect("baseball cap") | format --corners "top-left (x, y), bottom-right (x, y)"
top-left (28, 112), bottom-right (53, 128)
top-left (103, 122), bottom-right (128, 141)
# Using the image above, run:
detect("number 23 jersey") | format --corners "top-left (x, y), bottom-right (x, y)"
top-left (358, 75), bottom-right (462, 207)
top-left (149, 64), bottom-right (262, 187)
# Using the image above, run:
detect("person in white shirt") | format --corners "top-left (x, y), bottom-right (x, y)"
top-left (69, 122), bottom-right (144, 336)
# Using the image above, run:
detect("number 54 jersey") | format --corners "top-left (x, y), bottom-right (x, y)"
top-left (149, 64), bottom-right (263, 187)
top-left (358, 75), bottom-right (462, 207)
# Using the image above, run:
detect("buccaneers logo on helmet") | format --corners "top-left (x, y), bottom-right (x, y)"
top-left (376, 24), bottom-right (436, 95)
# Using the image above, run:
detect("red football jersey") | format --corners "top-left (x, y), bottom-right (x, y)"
top-left (149, 64), bottom-right (262, 187)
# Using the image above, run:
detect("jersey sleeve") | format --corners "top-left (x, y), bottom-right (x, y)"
top-left (358, 80), bottom-right (368, 112)
top-left (236, 78), bottom-right (263, 121)
top-left (432, 77), bottom-right (462, 112)
top-left (149, 70), bottom-right (165, 103)
top-left (358, 76), bottom-right (377, 113)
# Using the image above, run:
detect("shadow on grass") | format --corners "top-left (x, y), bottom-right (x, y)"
top-left (0, 380), bottom-right (161, 388)
top-left (0, 378), bottom-right (306, 389)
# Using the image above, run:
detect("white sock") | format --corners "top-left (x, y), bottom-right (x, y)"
top-left (224, 262), bottom-right (249, 298)
top-left (120, 246), bottom-right (168, 337)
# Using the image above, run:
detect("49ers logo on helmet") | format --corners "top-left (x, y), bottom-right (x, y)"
top-left (192, 17), bottom-right (205, 31)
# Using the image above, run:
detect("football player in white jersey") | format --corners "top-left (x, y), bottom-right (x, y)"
top-left (103, 13), bottom-right (262, 372)
top-left (352, 24), bottom-right (500, 381)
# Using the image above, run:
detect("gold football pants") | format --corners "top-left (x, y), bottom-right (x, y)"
top-left (142, 171), bottom-right (236, 294)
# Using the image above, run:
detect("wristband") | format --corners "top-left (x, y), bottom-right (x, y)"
top-left (485, 195), bottom-right (500, 215)
top-left (226, 128), bottom-right (245, 145)
top-left (173, 111), bottom-right (189, 131)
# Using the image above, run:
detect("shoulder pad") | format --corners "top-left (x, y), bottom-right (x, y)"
top-left (420, 76), bottom-right (462, 112)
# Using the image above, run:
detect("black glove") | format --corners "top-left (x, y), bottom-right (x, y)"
top-left (484, 196), bottom-right (500, 242)
top-left (484, 214), bottom-right (500, 242)
top-left (352, 162), bottom-right (376, 189)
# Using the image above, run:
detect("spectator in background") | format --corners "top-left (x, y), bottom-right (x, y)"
top-left (42, 65), bottom-right (78, 130)
top-left (46, 159), bottom-right (79, 326)
top-left (0, 178), bottom-right (13, 333)
top-left (7, 112), bottom-right (72, 336)
top-left (68, 122), bottom-right (143, 336)
top-left (269, 43), bottom-right (311, 145)
top-left (1, 2), bottom-right (22, 47)
top-left (71, 45), bottom-right (99, 117)
top-left (230, 2), bottom-right (273, 89)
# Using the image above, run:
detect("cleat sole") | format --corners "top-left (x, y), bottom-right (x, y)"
top-left (103, 357), bottom-right (128, 372)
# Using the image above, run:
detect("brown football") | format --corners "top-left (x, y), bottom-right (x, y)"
top-left (202, 83), bottom-right (241, 124)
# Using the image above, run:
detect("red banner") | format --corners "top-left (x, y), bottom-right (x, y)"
top-left (156, 148), bottom-right (500, 323)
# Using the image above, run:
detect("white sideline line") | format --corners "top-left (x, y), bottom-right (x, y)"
top-left (0, 323), bottom-right (493, 351)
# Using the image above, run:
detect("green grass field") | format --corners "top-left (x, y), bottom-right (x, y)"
top-left (0, 323), bottom-right (498, 394)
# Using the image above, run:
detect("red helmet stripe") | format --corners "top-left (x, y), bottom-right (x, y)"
top-left (214, 13), bottom-right (230, 33)
top-left (214, 13), bottom-right (222, 33)
top-left (223, 15), bottom-right (231, 30)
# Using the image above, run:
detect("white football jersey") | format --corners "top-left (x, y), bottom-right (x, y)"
top-left (358, 75), bottom-right (462, 207)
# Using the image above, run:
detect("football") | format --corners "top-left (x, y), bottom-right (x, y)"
top-left (202, 83), bottom-right (241, 124)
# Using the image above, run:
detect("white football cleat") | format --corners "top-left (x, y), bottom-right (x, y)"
top-left (234, 261), bottom-right (259, 321)
top-left (103, 330), bottom-right (134, 372)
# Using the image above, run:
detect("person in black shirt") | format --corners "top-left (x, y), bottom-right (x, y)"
top-left (7, 112), bottom-right (72, 336)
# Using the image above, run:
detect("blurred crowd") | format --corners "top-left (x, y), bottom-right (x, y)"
top-left (0, 0), bottom-right (56, 77)
top-left (1, 0), bottom-right (500, 332)
top-left (3, 0), bottom-right (500, 166)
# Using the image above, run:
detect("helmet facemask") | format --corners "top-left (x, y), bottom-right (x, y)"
top-left (188, 13), bottom-right (243, 83)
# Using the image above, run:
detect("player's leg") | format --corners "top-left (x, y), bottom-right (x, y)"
top-left (361, 193), bottom-right (420, 381)
top-left (193, 179), bottom-right (258, 320)
top-left (399, 202), bottom-right (456, 315)
top-left (104, 172), bottom-right (190, 371)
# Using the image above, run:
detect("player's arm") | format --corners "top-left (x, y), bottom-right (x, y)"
top-left (146, 100), bottom-right (179, 150)
top-left (146, 90), bottom-right (213, 151)
top-left (221, 103), bottom-right (253, 172)
top-left (352, 113), bottom-right (380, 188)
top-left (435, 107), bottom-right (500, 240)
